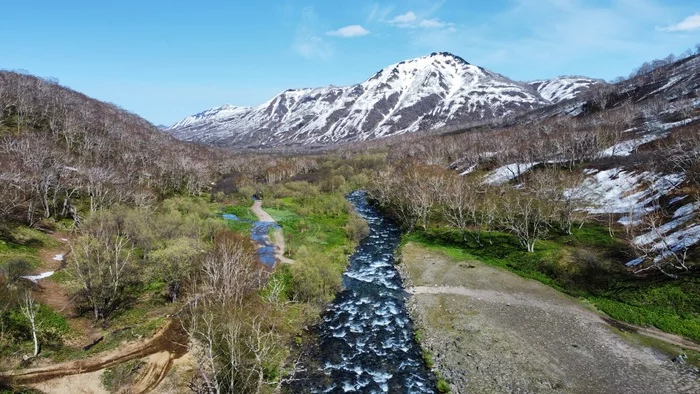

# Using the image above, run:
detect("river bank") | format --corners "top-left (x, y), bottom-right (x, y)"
top-left (285, 191), bottom-right (436, 393)
top-left (398, 241), bottom-right (699, 393)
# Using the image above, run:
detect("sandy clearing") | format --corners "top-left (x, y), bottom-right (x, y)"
top-left (400, 242), bottom-right (699, 394)
top-left (30, 370), bottom-right (107, 394)
top-left (130, 351), bottom-right (174, 393)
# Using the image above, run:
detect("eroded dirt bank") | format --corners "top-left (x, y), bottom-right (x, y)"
top-left (0, 319), bottom-right (188, 392)
top-left (399, 242), bottom-right (699, 394)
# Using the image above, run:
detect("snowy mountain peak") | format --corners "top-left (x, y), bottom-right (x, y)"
top-left (168, 53), bottom-right (595, 148)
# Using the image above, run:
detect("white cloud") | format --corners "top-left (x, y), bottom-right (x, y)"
top-left (659, 13), bottom-right (700, 32)
top-left (408, 0), bottom-right (698, 81)
top-left (390, 11), bottom-right (418, 25)
top-left (367, 3), bottom-right (394, 23)
top-left (293, 34), bottom-right (333, 60)
top-left (293, 7), bottom-right (333, 60)
top-left (419, 18), bottom-right (446, 29)
top-left (327, 25), bottom-right (370, 38)
top-left (388, 10), bottom-right (452, 29)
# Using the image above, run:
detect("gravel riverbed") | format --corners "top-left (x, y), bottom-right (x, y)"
top-left (398, 242), bottom-right (699, 394)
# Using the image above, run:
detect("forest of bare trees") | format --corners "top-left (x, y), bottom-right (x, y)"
top-left (0, 45), bottom-right (699, 393)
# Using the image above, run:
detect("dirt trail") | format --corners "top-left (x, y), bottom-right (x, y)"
top-left (0, 319), bottom-right (188, 389)
top-left (29, 370), bottom-right (108, 394)
top-left (130, 351), bottom-right (176, 393)
top-left (30, 232), bottom-right (101, 349)
top-left (251, 199), bottom-right (295, 264)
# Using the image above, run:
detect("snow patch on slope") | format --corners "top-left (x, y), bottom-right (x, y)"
top-left (572, 168), bottom-right (684, 216)
top-left (528, 76), bottom-right (601, 104)
top-left (484, 163), bottom-right (538, 185)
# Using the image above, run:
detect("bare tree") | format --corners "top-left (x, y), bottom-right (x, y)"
top-left (628, 209), bottom-right (691, 279)
top-left (498, 186), bottom-right (552, 253)
top-left (202, 231), bottom-right (262, 308)
top-left (69, 215), bottom-right (135, 321)
top-left (20, 291), bottom-right (40, 357)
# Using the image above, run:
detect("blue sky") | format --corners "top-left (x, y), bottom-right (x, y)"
top-left (1, 0), bottom-right (699, 126)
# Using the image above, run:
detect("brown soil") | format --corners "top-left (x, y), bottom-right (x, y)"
top-left (400, 242), bottom-right (700, 394)
top-left (30, 231), bottom-right (99, 344)
top-left (0, 319), bottom-right (188, 388)
top-left (30, 370), bottom-right (108, 394)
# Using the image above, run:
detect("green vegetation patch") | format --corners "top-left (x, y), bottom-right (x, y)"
top-left (222, 204), bottom-right (258, 222)
top-left (0, 226), bottom-right (58, 268)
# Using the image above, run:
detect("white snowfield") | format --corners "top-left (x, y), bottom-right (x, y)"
top-left (599, 133), bottom-right (667, 158)
top-left (169, 53), bottom-right (597, 147)
top-left (572, 168), bottom-right (700, 265)
top-left (572, 168), bottom-right (684, 215)
top-left (483, 163), bottom-right (538, 185)
top-left (528, 76), bottom-right (602, 104)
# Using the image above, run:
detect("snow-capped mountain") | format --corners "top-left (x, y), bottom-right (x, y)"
top-left (169, 52), bottom-right (560, 147)
top-left (528, 76), bottom-right (602, 103)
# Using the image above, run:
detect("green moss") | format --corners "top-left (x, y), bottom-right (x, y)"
top-left (437, 379), bottom-right (451, 393)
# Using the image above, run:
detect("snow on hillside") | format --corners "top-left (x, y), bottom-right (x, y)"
top-left (573, 168), bottom-right (684, 217)
top-left (168, 53), bottom-right (552, 147)
top-left (528, 77), bottom-right (601, 104)
top-left (483, 163), bottom-right (538, 185)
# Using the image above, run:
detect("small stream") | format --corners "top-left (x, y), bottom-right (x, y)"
top-left (288, 190), bottom-right (436, 393)
top-left (222, 213), bottom-right (279, 268)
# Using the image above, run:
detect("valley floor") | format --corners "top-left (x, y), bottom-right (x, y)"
top-left (399, 242), bottom-right (700, 394)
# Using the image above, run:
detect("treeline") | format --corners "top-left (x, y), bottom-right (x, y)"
top-left (369, 163), bottom-right (582, 252)
top-left (626, 43), bottom-right (700, 80)
top-left (369, 152), bottom-right (699, 279)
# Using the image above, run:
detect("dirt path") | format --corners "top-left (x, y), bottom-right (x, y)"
top-left (251, 199), bottom-right (295, 264)
top-left (400, 242), bottom-right (700, 394)
top-left (0, 319), bottom-right (188, 390)
top-left (29, 370), bottom-right (108, 394)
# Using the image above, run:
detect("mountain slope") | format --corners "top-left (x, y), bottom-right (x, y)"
top-left (168, 53), bottom-right (552, 147)
top-left (0, 70), bottom-right (218, 225)
top-left (528, 76), bottom-right (602, 103)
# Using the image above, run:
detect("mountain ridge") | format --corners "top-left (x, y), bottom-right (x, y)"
top-left (168, 52), bottom-right (600, 148)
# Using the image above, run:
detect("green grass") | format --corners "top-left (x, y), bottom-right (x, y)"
top-left (0, 226), bottom-right (59, 268)
top-left (222, 204), bottom-right (258, 221)
top-left (406, 226), bottom-right (700, 343)
top-left (437, 379), bottom-right (451, 393)
top-left (224, 218), bottom-right (253, 234)
top-left (220, 204), bottom-right (257, 234)
top-left (266, 194), bottom-right (352, 254)
top-left (265, 207), bottom-right (302, 224)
